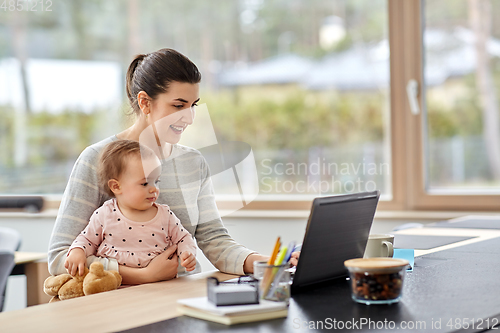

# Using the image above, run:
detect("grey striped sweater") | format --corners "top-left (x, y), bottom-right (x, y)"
top-left (48, 135), bottom-right (255, 276)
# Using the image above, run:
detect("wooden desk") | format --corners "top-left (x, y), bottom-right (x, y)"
top-left (14, 252), bottom-right (46, 265)
top-left (0, 270), bottom-right (236, 333)
top-left (12, 252), bottom-right (50, 306)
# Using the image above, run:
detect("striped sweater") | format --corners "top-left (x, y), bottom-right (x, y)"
top-left (48, 135), bottom-right (255, 276)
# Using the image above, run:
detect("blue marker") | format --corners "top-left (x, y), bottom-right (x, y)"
top-left (283, 241), bottom-right (296, 263)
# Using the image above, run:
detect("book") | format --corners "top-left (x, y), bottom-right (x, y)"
top-left (177, 297), bottom-right (288, 325)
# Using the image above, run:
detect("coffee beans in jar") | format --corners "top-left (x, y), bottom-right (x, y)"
top-left (344, 258), bottom-right (409, 305)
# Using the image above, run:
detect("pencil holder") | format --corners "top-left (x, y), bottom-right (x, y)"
top-left (253, 261), bottom-right (292, 304)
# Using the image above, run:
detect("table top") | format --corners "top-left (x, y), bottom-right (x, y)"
top-left (0, 270), bottom-right (236, 333)
top-left (123, 232), bottom-right (500, 333)
top-left (14, 252), bottom-right (47, 264)
top-left (394, 226), bottom-right (500, 257)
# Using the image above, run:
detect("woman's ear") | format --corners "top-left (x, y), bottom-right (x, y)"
top-left (137, 91), bottom-right (151, 116)
top-left (108, 179), bottom-right (121, 195)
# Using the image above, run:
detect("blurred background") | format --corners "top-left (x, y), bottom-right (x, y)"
top-left (1, 0), bottom-right (500, 313)
top-left (0, 0), bottom-right (499, 199)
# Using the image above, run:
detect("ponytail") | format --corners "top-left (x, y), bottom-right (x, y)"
top-left (125, 54), bottom-right (147, 114)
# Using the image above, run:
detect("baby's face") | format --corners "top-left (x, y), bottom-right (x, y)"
top-left (117, 155), bottom-right (162, 211)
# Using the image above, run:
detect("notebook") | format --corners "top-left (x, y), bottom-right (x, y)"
top-left (291, 190), bottom-right (380, 294)
top-left (177, 297), bottom-right (288, 325)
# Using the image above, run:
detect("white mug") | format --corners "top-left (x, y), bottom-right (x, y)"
top-left (363, 234), bottom-right (394, 258)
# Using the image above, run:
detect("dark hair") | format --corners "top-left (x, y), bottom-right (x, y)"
top-left (97, 139), bottom-right (156, 197)
top-left (126, 48), bottom-right (201, 115)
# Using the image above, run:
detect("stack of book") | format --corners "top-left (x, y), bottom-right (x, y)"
top-left (177, 297), bottom-right (288, 325)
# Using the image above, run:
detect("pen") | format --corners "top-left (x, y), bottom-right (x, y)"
top-left (282, 241), bottom-right (296, 264)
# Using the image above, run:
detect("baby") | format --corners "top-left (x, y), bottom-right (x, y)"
top-left (65, 139), bottom-right (196, 277)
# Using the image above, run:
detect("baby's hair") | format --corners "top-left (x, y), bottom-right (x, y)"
top-left (97, 139), bottom-right (156, 197)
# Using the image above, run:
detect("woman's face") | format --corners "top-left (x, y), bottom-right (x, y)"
top-left (148, 82), bottom-right (200, 145)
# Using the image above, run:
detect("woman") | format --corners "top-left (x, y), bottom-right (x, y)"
top-left (48, 48), bottom-right (299, 284)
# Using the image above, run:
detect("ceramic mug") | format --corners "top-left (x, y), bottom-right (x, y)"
top-left (363, 234), bottom-right (394, 258)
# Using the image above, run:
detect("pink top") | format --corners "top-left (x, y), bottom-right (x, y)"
top-left (69, 198), bottom-right (196, 268)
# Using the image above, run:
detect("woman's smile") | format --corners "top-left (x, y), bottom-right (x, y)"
top-left (170, 124), bottom-right (186, 134)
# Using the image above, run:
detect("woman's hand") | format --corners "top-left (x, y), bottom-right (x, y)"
top-left (65, 248), bottom-right (87, 276)
top-left (289, 251), bottom-right (300, 266)
top-left (243, 251), bottom-right (300, 274)
top-left (243, 253), bottom-right (270, 274)
top-left (120, 245), bottom-right (178, 284)
top-left (144, 245), bottom-right (179, 281)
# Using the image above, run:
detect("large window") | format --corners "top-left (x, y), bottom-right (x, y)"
top-left (195, 0), bottom-right (392, 202)
top-left (1, 0), bottom-right (498, 211)
top-left (0, 1), bottom-right (391, 203)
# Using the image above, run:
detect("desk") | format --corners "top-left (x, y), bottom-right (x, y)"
top-left (1, 228), bottom-right (500, 333)
top-left (11, 252), bottom-right (50, 306)
top-left (0, 270), bottom-right (236, 333)
top-left (123, 228), bottom-right (500, 333)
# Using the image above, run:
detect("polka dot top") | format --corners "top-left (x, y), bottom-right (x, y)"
top-left (68, 198), bottom-right (196, 268)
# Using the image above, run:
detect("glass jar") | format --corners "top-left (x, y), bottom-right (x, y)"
top-left (344, 258), bottom-right (409, 305)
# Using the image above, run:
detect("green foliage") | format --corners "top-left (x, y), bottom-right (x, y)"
top-left (203, 86), bottom-right (387, 151)
top-left (27, 110), bottom-right (94, 163)
top-left (0, 105), bottom-right (14, 167)
top-left (427, 74), bottom-right (484, 138)
top-left (0, 0), bottom-right (389, 64)
top-left (0, 107), bottom-right (114, 167)
top-left (427, 105), bottom-right (458, 137)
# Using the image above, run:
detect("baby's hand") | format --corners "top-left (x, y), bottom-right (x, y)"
top-left (65, 248), bottom-right (87, 276)
top-left (180, 251), bottom-right (196, 271)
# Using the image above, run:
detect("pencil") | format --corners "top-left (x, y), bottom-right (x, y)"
top-left (268, 237), bottom-right (281, 265)
top-left (261, 237), bottom-right (282, 297)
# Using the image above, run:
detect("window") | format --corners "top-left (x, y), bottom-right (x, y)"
top-left (425, 0), bottom-right (500, 193)
top-left (392, 0), bottom-right (500, 210)
top-left (190, 0), bottom-right (392, 209)
top-left (1, 1), bottom-right (392, 207)
top-left (1, 0), bottom-right (497, 211)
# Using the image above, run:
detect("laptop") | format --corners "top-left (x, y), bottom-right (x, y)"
top-left (291, 190), bottom-right (380, 294)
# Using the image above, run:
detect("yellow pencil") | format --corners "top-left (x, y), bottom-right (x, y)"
top-left (268, 237), bottom-right (281, 265)
top-left (261, 237), bottom-right (282, 297)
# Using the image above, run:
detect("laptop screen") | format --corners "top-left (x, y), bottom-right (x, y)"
top-left (291, 191), bottom-right (380, 293)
